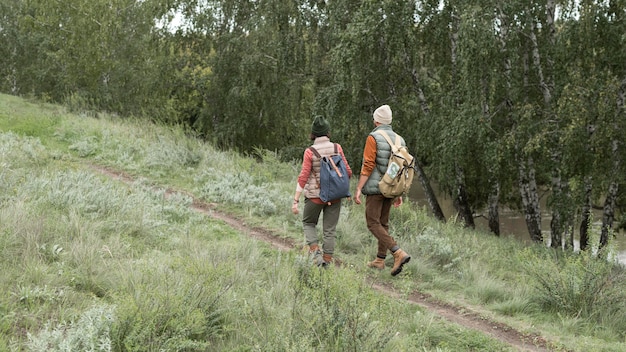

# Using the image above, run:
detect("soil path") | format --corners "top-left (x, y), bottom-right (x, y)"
top-left (92, 165), bottom-right (557, 352)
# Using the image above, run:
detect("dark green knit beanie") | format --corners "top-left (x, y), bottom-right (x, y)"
top-left (311, 116), bottom-right (330, 136)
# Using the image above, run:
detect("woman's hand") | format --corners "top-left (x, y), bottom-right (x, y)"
top-left (291, 201), bottom-right (299, 215)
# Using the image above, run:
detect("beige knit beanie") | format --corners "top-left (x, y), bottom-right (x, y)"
top-left (373, 105), bottom-right (392, 125)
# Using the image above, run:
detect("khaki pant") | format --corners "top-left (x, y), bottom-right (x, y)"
top-left (302, 198), bottom-right (341, 255)
top-left (365, 194), bottom-right (398, 258)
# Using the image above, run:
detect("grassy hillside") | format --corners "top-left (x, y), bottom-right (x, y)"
top-left (1, 93), bottom-right (626, 351)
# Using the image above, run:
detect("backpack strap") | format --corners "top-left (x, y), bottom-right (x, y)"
top-left (308, 146), bottom-right (321, 188)
top-left (328, 151), bottom-right (343, 177)
top-left (376, 131), bottom-right (416, 169)
top-left (309, 146), bottom-right (322, 159)
top-left (376, 130), bottom-right (401, 152)
top-left (309, 143), bottom-right (338, 158)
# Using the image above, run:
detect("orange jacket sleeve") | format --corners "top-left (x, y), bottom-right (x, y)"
top-left (297, 148), bottom-right (314, 189)
top-left (360, 135), bottom-right (377, 177)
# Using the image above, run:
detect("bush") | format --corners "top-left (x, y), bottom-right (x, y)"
top-left (416, 226), bottom-right (461, 270)
top-left (27, 304), bottom-right (115, 352)
top-left (521, 247), bottom-right (626, 321)
top-left (111, 259), bottom-right (229, 351)
top-left (195, 169), bottom-right (279, 216)
top-left (291, 260), bottom-right (396, 351)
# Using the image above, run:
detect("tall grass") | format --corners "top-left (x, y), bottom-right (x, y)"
top-left (520, 246), bottom-right (626, 330)
top-left (2, 93), bottom-right (626, 351)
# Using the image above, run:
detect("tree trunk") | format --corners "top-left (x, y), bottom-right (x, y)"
top-left (549, 206), bottom-right (562, 247)
top-left (600, 178), bottom-right (618, 248)
top-left (565, 213), bottom-right (574, 251)
top-left (557, 184), bottom-right (575, 250)
top-left (447, 8), bottom-right (473, 229)
top-left (519, 156), bottom-right (543, 242)
top-left (405, 61), bottom-right (432, 117)
top-left (482, 76), bottom-right (500, 236)
top-left (549, 169), bottom-right (563, 249)
top-left (453, 165), bottom-right (475, 229)
top-left (415, 160), bottom-right (446, 222)
top-left (489, 5), bottom-right (514, 237)
top-left (600, 141), bottom-right (619, 249)
top-left (530, 3), bottom-right (563, 248)
top-left (529, 17), bottom-right (552, 105)
top-left (488, 181), bottom-right (500, 236)
top-left (601, 77), bottom-right (626, 248)
top-left (579, 119), bottom-right (596, 251)
top-left (515, 26), bottom-right (543, 243)
top-left (402, 47), bottom-right (446, 222)
top-left (579, 176), bottom-right (592, 251)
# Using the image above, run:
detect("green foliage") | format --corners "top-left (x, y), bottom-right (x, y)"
top-left (289, 259), bottom-right (397, 351)
top-left (521, 247), bottom-right (626, 331)
top-left (415, 226), bottom-right (459, 270)
top-left (251, 147), bottom-right (299, 180)
top-left (111, 258), bottom-right (228, 351)
top-left (4, 94), bottom-right (626, 351)
top-left (195, 169), bottom-right (278, 216)
top-left (144, 130), bottom-right (204, 170)
top-left (27, 304), bottom-right (115, 352)
top-left (27, 170), bottom-right (137, 219)
top-left (0, 132), bottom-right (48, 171)
top-left (192, 149), bottom-right (297, 217)
top-left (69, 136), bottom-right (100, 157)
top-left (4, 0), bottom-right (626, 249)
top-left (1, 0), bottom-right (177, 118)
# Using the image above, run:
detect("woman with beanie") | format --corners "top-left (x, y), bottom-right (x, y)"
top-left (292, 116), bottom-right (353, 267)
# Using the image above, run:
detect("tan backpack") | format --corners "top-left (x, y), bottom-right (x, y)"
top-left (376, 130), bottom-right (416, 198)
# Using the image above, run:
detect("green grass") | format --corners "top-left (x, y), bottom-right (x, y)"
top-left (1, 92), bottom-right (626, 351)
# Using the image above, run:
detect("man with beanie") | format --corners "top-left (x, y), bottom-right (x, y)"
top-left (292, 115), bottom-right (353, 267)
top-left (354, 105), bottom-right (412, 276)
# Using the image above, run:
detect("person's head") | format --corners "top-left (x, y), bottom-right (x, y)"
top-left (311, 115), bottom-right (330, 139)
top-left (373, 104), bottom-right (392, 125)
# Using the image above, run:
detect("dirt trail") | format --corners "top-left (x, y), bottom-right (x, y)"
top-left (93, 165), bottom-right (557, 352)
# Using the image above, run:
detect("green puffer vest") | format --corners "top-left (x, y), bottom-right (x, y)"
top-left (362, 125), bottom-right (405, 196)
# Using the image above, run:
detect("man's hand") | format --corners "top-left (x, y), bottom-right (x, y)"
top-left (354, 189), bottom-right (363, 204)
top-left (393, 196), bottom-right (403, 208)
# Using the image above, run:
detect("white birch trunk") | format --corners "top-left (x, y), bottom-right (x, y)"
top-left (600, 77), bottom-right (626, 248)
top-left (519, 155), bottom-right (543, 242)
top-left (401, 46), bottom-right (446, 222)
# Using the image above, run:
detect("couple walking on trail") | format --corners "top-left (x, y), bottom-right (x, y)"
top-left (291, 104), bottom-right (412, 276)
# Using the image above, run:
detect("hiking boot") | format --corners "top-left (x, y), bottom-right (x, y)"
top-left (318, 253), bottom-right (332, 268)
top-left (367, 257), bottom-right (386, 270)
top-left (308, 244), bottom-right (323, 265)
top-left (391, 249), bottom-right (411, 276)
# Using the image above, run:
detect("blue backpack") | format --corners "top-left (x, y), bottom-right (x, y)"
top-left (309, 144), bottom-right (351, 203)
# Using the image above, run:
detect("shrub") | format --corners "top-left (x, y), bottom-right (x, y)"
top-left (521, 247), bottom-right (626, 320)
top-left (416, 226), bottom-right (461, 270)
top-left (111, 259), bottom-right (229, 351)
top-left (195, 169), bottom-right (278, 216)
top-left (291, 260), bottom-right (396, 351)
top-left (26, 304), bottom-right (115, 352)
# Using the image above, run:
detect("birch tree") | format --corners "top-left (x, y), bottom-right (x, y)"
top-left (597, 0), bottom-right (626, 249)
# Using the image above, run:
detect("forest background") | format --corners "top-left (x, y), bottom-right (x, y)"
top-left (1, 0), bottom-right (626, 250)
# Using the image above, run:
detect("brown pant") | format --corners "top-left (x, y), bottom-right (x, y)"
top-left (365, 194), bottom-right (398, 258)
